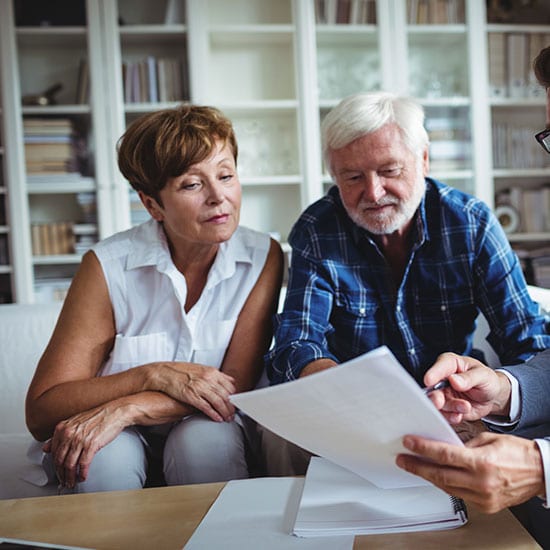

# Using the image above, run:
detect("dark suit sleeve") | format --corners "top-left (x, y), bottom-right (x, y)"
top-left (500, 349), bottom-right (550, 437)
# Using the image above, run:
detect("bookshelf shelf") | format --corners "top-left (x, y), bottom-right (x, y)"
top-left (508, 233), bottom-right (550, 243)
top-left (27, 181), bottom-right (96, 194)
top-left (32, 254), bottom-right (82, 265)
top-left (407, 24), bottom-right (467, 34)
top-left (240, 176), bottom-right (302, 186)
top-left (119, 24), bottom-right (187, 34)
top-left (22, 105), bottom-right (92, 115)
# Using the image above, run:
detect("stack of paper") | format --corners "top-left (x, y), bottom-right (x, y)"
top-left (293, 457), bottom-right (467, 537)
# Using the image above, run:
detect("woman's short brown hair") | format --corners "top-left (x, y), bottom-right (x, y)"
top-left (534, 45), bottom-right (550, 88)
top-left (117, 104), bottom-right (238, 203)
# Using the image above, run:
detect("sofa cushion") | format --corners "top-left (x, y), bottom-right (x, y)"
top-left (0, 302), bottom-right (61, 434)
top-left (0, 434), bottom-right (57, 499)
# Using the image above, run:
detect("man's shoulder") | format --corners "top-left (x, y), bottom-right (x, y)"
top-left (427, 179), bottom-right (493, 221)
top-left (289, 187), bottom-right (351, 255)
top-left (297, 186), bottom-right (341, 224)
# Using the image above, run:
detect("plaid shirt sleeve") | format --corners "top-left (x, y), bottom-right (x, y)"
top-left (267, 238), bottom-right (340, 384)
top-left (471, 201), bottom-right (550, 364)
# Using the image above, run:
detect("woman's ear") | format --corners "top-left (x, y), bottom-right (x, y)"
top-left (138, 191), bottom-right (164, 222)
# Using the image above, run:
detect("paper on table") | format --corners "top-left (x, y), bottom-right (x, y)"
top-left (231, 346), bottom-right (463, 488)
top-left (183, 477), bottom-right (354, 550)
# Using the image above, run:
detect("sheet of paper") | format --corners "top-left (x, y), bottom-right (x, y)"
top-left (231, 346), bottom-right (463, 488)
top-left (183, 477), bottom-right (353, 550)
top-left (293, 457), bottom-right (467, 536)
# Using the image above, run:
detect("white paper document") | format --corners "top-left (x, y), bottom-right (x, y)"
top-left (183, 477), bottom-right (354, 550)
top-left (231, 346), bottom-right (463, 488)
top-left (293, 457), bottom-right (467, 537)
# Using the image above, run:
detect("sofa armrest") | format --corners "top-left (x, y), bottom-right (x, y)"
top-left (0, 303), bottom-right (62, 435)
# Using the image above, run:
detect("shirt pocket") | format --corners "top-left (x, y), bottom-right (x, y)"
top-left (417, 297), bottom-right (477, 346)
top-left (333, 289), bottom-right (379, 329)
top-left (106, 332), bottom-right (171, 375)
top-left (192, 319), bottom-right (236, 368)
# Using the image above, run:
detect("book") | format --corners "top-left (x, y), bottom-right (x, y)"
top-left (488, 32), bottom-right (506, 98)
top-left (293, 457), bottom-right (467, 537)
top-left (75, 58), bottom-right (89, 104)
top-left (506, 33), bottom-right (528, 98)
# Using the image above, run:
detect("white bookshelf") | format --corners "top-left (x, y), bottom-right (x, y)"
top-left (0, 0), bottom-right (549, 303)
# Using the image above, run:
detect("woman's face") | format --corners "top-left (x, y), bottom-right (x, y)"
top-left (141, 140), bottom-right (241, 252)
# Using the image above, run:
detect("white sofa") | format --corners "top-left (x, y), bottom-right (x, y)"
top-left (1, 286), bottom-right (549, 500)
top-left (0, 302), bottom-right (61, 499)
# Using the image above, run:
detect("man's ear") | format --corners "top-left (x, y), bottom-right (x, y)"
top-left (138, 191), bottom-right (163, 222)
top-left (421, 147), bottom-right (430, 176)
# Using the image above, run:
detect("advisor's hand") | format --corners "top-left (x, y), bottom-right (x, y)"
top-left (396, 432), bottom-right (544, 513)
top-left (424, 353), bottom-right (512, 424)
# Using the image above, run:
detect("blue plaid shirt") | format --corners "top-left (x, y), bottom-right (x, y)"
top-left (268, 180), bottom-right (550, 385)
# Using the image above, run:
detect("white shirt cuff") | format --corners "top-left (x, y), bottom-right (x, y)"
top-left (535, 439), bottom-right (550, 508)
top-left (483, 369), bottom-right (520, 426)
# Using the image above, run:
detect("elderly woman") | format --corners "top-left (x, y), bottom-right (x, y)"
top-left (25, 105), bottom-right (283, 493)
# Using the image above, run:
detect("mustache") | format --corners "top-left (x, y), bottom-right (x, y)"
top-left (358, 197), bottom-right (399, 209)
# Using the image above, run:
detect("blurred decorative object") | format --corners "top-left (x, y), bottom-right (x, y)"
top-left (495, 204), bottom-right (520, 234)
top-left (22, 83), bottom-right (63, 106)
top-left (486, 0), bottom-right (550, 24)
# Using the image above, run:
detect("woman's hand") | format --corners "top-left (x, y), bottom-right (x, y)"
top-left (43, 402), bottom-right (132, 489)
top-left (147, 363), bottom-right (237, 422)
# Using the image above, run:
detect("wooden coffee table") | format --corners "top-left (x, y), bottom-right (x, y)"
top-left (0, 482), bottom-right (541, 549)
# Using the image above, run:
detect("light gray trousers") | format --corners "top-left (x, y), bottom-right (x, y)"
top-left (44, 414), bottom-right (251, 493)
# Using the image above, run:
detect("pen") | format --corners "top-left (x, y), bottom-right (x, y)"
top-left (423, 379), bottom-right (450, 395)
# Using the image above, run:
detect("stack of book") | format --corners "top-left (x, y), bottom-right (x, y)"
top-left (407, 0), bottom-right (465, 24)
top-left (426, 116), bottom-right (471, 171)
top-left (315, 0), bottom-right (377, 24)
top-left (23, 118), bottom-right (76, 175)
top-left (492, 122), bottom-right (549, 170)
top-left (488, 32), bottom-right (550, 99)
top-left (122, 56), bottom-right (188, 104)
top-left (30, 222), bottom-right (75, 256)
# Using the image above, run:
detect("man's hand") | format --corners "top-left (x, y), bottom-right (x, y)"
top-left (395, 432), bottom-right (544, 513)
top-left (424, 353), bottom-right (512, 424)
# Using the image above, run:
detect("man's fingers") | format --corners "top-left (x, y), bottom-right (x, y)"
top-left (402, 435), bottom-right (472, 468)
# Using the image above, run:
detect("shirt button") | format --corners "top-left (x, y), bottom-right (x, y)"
top-left (396, 306), bottom-right (401, 312)
top-left (440, 305), bottom-right (447, 311)
top-left (409, 348), bottom-right (416, 355)
top-left (359, 307), bottom-right (366, 315)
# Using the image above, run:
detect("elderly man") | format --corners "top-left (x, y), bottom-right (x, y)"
top-left (262, 89), bottom-right (550, 477)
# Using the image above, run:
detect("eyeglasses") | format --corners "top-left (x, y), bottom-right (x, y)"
top-left (535, 127), bottom-right (550, 153)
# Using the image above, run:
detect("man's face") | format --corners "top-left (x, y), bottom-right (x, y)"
top-left (330, 123), bottom-right (429, 235)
